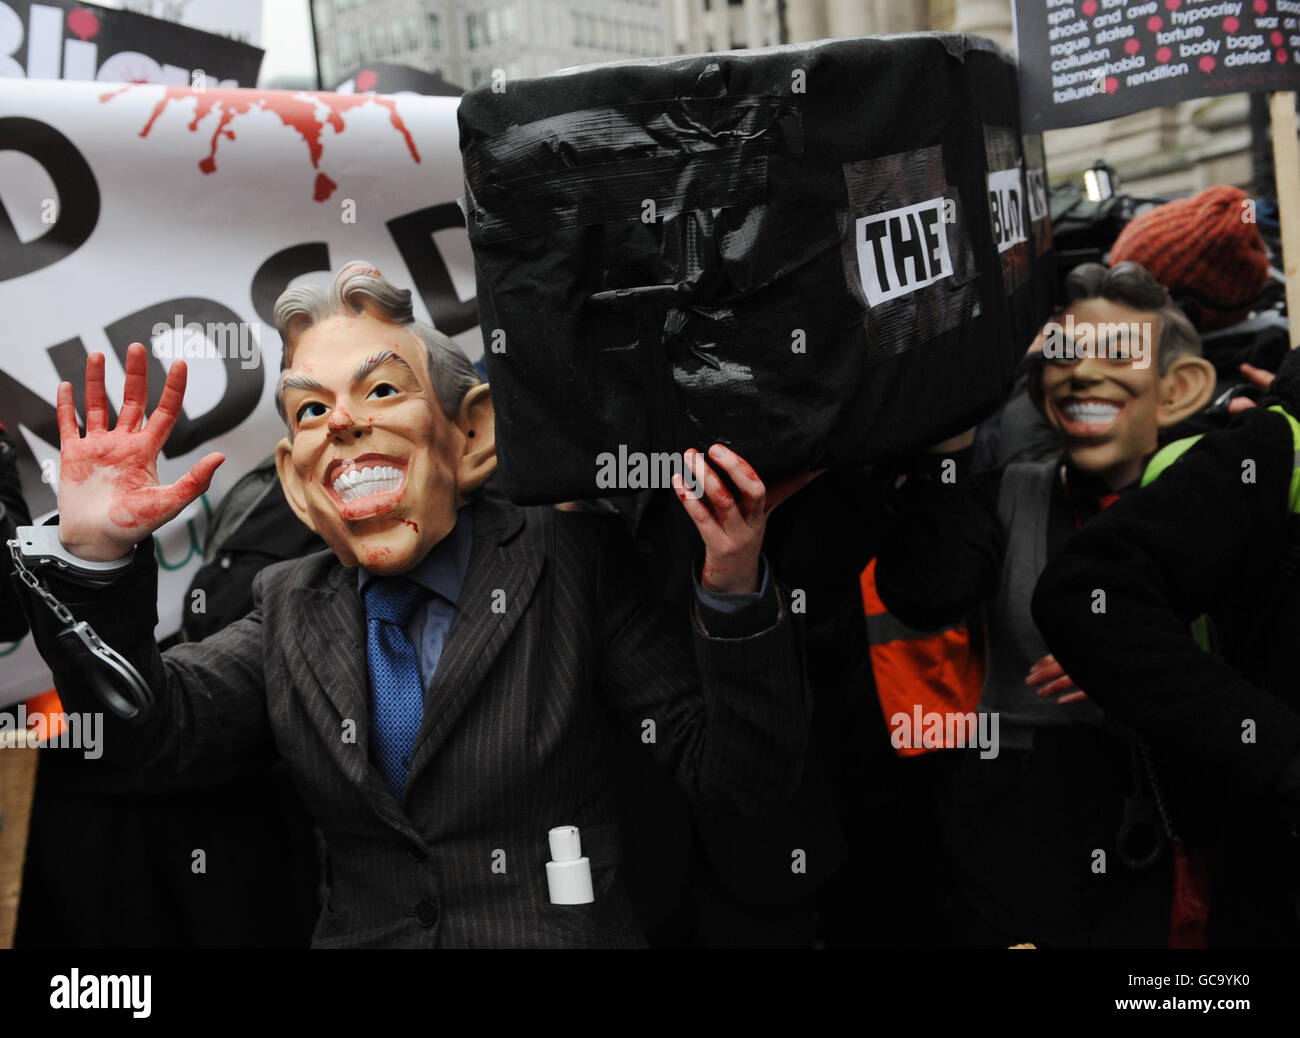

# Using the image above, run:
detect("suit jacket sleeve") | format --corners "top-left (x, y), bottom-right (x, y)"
top-left (1031, 409), bottom-right (1300, 803)
top-left (21, 535), bottom-right (275, 789)
top-left (593, 516), bottom-right (811, 816)
top-left (0, 429), bottom-right (33, 641)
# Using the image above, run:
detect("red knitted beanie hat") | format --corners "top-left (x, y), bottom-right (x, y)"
top-left (1108, 184), bottom-right (1270, 331)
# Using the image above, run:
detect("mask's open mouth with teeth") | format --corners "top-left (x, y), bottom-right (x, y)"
top-left (333, 464), bottom-right (404, 501)
top-left (1054, 397), bottom-right (1123, 437)
top-left (324, 455), bottom-right (408, 515)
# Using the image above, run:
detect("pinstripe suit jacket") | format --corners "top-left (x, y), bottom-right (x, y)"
top-left (30, 494), bottom-right (810, 948)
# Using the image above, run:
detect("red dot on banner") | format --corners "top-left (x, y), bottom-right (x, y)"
top-left (1083, 0), bottom-right (1097, 14)
top-left (356, 68), bottom-right (377, 91)
top-left (1166, 0), bottom-right (1181, 9)
top-left (1255, 0), bottom-right (1268, 12)
top-left (1224, 16), bottom-right (1239, 32)
top-left (1106, 76), bottom-right (1119, 93)
top-left (1199, 55), bottom-right (1216, 71)
top-left (1273, 31), bottom-right (1284, 45)
top-left (67, 8), bottom-right (99, 41)
top-left (1125, 38), bottom-right (1141, 54)
top-left (1157, 45), bottom-right (1172, 62)
top-left (1280, 48), bottom-right (1289, 62)
top-left (1147, 16), bottom-right (1163, 31)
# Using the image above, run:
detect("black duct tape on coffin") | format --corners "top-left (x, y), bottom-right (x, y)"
top-left (459, 34), bottom-right (1055, 504)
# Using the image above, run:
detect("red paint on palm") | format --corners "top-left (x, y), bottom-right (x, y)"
top-left (57, 345), bottom-right (224, 561)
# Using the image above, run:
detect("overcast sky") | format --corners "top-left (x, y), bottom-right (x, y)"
top-left (259, 0), bottom-right (317, 86)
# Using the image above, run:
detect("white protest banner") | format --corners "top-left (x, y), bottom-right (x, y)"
top-left (0, 77), bottom-right (480, 707)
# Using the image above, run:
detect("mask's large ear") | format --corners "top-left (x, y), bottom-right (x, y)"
top-left (275, 436), bottom-right (318, 533)
top-left (454, 383), bottom-right (496, 503)
top-left (1157, 355), bottom-right (1216, 428)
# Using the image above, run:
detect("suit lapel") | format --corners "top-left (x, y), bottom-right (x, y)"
top-left (406, 494), bottom-right (544, 784)
top-left (289, 559), bottom-right (427, 838)
top-left (287, 563), bottom-right (373, 793)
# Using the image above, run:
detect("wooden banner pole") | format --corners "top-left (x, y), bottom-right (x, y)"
top-left (0, 733), bottom-right (39, 949)
top-left (1269, 91), bottom-right (1300, 349)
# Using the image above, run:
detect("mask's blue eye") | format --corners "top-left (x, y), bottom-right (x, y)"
top-left (296, 401), bottom-right (328, 422)
top-left (368, 383), bottom-right (398, 400)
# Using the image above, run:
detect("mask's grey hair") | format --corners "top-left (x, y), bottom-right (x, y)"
top-left (273, 260), bottom-right (480, 430)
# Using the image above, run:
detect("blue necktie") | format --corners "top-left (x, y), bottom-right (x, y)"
top-left (364, 577), bottom-right (425, 799)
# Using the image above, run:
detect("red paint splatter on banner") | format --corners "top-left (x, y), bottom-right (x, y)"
top-left (1166, 0), bottom-right (1181, 10)
top-left (1198, 55), bottom-right (1216, 72)
top-left (99, 86), bottom-right (422, 202)
top-left (1147, 16), bottom-right (1162, 31)
top-left (1279, 49), bottom-right (1289, 63)
top-left (1125, 38), bottom-right (1141, 55)
top-left (356, 69), bottom-right (377, 91)
top-left (1082, 0), bottom-right (1097, 14)
top-left (1105, 76), bottom-right (1119, 94)
top-left (1157, 46), bottom-right (1172, 62)
top-left (314, 173), bottom-right (338, 201)
top-left (1224, 16), bottom-right (1239, 32)
top-left (1255, 0), bottom-right (1269, 13)
top-left (1273, 31), bottom-right (1284, 46)
top-left (67, 8), bottom-right (99, 42)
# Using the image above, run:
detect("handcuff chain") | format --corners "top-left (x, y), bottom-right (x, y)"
top-left (1137, 736), bottom-right (1180, 845)
top-left (8, 540), bottom-right (78, 626)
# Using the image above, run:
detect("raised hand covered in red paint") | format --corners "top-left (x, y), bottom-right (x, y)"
top-left (671, 444), bottom-right (819, 595)
top-left (57, 343), bottom-right (224, 562)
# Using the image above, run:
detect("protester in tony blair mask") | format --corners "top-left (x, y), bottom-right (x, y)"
top-left (875, 261), bottom-right (1215, 948)
top-left (18, 260), bottom-right (811, 949)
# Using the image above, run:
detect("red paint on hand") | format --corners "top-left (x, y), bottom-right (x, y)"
top-left (57, 345), bottom-right (225, 560)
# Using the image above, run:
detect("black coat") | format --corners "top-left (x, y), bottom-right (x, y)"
top-left (1032, 395), bottom-right (1300, 945)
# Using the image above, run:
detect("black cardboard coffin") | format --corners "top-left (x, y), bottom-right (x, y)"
top-left (459, 34), bottom-right (1054, 504)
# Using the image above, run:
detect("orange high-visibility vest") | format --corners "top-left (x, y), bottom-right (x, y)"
top-left (860, 558), bottom-right (984, 756)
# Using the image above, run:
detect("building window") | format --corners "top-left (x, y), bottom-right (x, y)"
top-left (372, 24), bottom-right (386, 58)
top-left (502, 5), bottom-right (517, 40)
top-left (468, 11), bottom-right (482, 49)
top-left (428, 12), bottom-right (442, 48)
top-left (391, 20), bottom-right (404, 55)
top-left (339, 33), bottom-right (354, 67)
top-left (406, 15), bottom-right (420, 50)
top-left (487, 8), bottom-right (500, 44)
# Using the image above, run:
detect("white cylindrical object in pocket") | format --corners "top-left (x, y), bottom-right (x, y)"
top-left (546, 825), bottom-right (594, 905)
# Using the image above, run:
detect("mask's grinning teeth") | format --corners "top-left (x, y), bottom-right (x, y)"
top-left (1062, 401), bottom-right (1120, 423)
top-left (332, 464), bottom-right (403, 502)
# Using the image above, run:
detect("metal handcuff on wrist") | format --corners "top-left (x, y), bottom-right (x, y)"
top-left (7, 524), bottom-right (153, 723)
